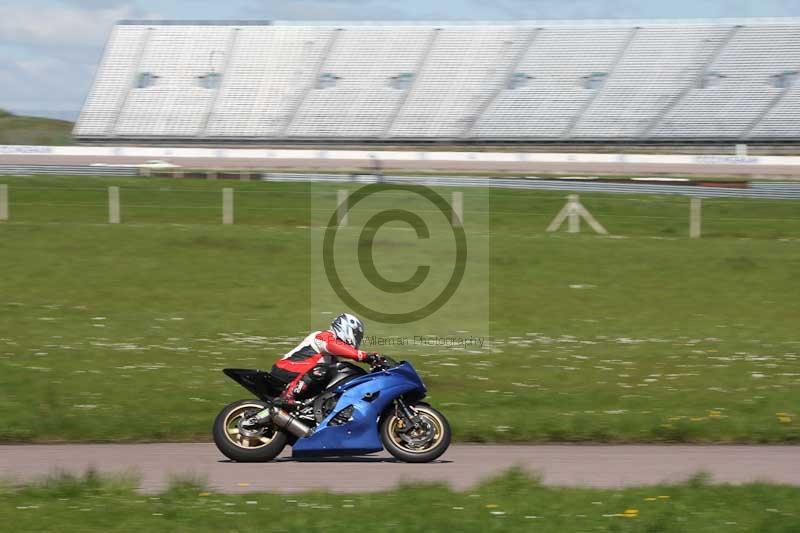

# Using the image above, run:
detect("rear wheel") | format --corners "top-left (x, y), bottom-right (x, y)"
top-left (213, 400), bottom-right (287, 462)
top-left (380, 404), bottom-right (451, 463)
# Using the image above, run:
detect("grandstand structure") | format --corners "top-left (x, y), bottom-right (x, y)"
top-left (74, 19), bottom-right (800, 144)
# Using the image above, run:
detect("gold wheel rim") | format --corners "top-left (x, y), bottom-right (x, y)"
top-left (387, 406), bottom-right (445, 454)
top-left (223, 403), bottom-right (277, 450)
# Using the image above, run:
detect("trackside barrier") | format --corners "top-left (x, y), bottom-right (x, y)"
top-left (690, 198), bottom-right (703, 239)
top-left (0, 185), bottom-right (256, 227)
top-left (223, 188), bottom-right (234, 225)
top-left (451, 191), bottom-right (463, 228)
top-left (0, 164), bottom-right (137, 177)
top-left (337, 189), bottom-right (349, 227)
top-left (0, 184), bottom-right (8, 221)
top-left (545, 194), bottom-right (711, 238)
top-left (335, 188), bottom-right (465, 228)
top-left (0, 180), bottom-right (793, 239)
top-left (108, 187), bottom-right (120, 224)
top-left (263, 173), bottom-right (800, 199)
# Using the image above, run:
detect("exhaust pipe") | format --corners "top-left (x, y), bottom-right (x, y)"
top-left (248, 406), bottom-right (312, 438)
top-left (269, 407), bottom-right (313, 438)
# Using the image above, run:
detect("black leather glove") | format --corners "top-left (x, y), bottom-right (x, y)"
top-left (364, 352), bottom-right (381, 365)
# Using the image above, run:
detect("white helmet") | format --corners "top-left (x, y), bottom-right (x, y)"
top-left (330, 313), bottom-right (364, 348)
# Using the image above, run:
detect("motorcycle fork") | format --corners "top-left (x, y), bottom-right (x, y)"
top-left (394, 398), bottom-right (423, 430)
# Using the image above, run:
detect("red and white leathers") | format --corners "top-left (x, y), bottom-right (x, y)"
top-left (271, 330), bottom-right (369, 404)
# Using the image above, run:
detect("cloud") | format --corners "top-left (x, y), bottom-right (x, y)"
top-left (0, 3), bottom-right (149, 48)
top-left (0, 55), bottom-right (87, 119)
top-left (240, 0), bottom-right (413, 20)
top-left (479, 0), bottom-right (800, 19)
top-left (0, 2), bottom-right (159, 119)
top-left (59, 0), bottom-right (133, 7)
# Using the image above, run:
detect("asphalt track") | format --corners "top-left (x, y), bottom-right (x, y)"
top-left (3, 154), bottom-right (800, 176)
top-left (1, 444), bottom-right (798, 493)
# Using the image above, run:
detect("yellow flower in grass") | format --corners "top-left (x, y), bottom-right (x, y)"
top-left (644, 497), bottom-right (657, 502)
top-left (709, 410), bottom-right (722, 418)
top-left (777, 415), bottom-right (793, 424)
top-left (690, 417), bottom-right (707, 422)
top-left (485, 504), bottom-right (498, 509)
top-left (658, 496), bottom-right (670, 500)
top-left (623, 508), bottom-right (639, 518)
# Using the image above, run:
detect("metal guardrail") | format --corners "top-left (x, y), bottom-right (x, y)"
top-left (0, 165), bottom-right (138, 177)
top-left (2, 166), bottom-right (799, 199)
top-left (262, 173), bottom-right (800, 199)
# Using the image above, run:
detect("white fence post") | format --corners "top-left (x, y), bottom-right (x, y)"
top-left (0, 184), bottom-right (8, 221)
top-left (108, 186), bottom-right (120, 224)
top-left (223, 188), bottom-right (234, 225)
top-left (451, 191), bottom-right (463, 228)
top-left (337, 189), bottom-right (349, 226)
top-left (690, 197), bottom-right (702, 239)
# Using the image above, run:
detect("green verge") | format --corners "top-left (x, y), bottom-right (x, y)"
top-left (3, 470), bottom-right (800, 532)
top-left (0, 175), bottom-right (798, 443)
top-left (0, 110), bottom-right (74, 146)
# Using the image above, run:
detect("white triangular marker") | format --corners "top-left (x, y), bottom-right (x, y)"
top-left (547, 194), bottom-right (608, 235)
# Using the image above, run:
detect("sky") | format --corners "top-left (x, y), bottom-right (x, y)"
top-left (2, 0), bottom-right (800, 120)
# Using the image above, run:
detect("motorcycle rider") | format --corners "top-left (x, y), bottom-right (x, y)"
top-left (270, 313), bottom-right (381, 408)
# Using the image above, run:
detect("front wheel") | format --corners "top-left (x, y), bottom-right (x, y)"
top-left (213, 399), bottom-right (287, 462)
top-left (380, 404), bottom-right (451, 463)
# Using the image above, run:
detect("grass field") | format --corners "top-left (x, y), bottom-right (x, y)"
top-left (0, 175), bottom-right (799, 443)
top-left (3, 469), bottom-right (799, 532)
top-left (0, 110), bottom-right (74, 146)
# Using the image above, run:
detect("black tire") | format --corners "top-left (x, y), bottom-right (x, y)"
top-left (213, 399), bottom-right (288, 463)
top-left (380, 404), bottom-right (451, 463)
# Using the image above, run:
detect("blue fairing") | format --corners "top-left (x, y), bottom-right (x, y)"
top-left (291, 362), bottom-right (426, 456)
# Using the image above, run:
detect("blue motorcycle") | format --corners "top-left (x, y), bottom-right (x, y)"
top-left (213, 356), bottom-right (451, 463)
